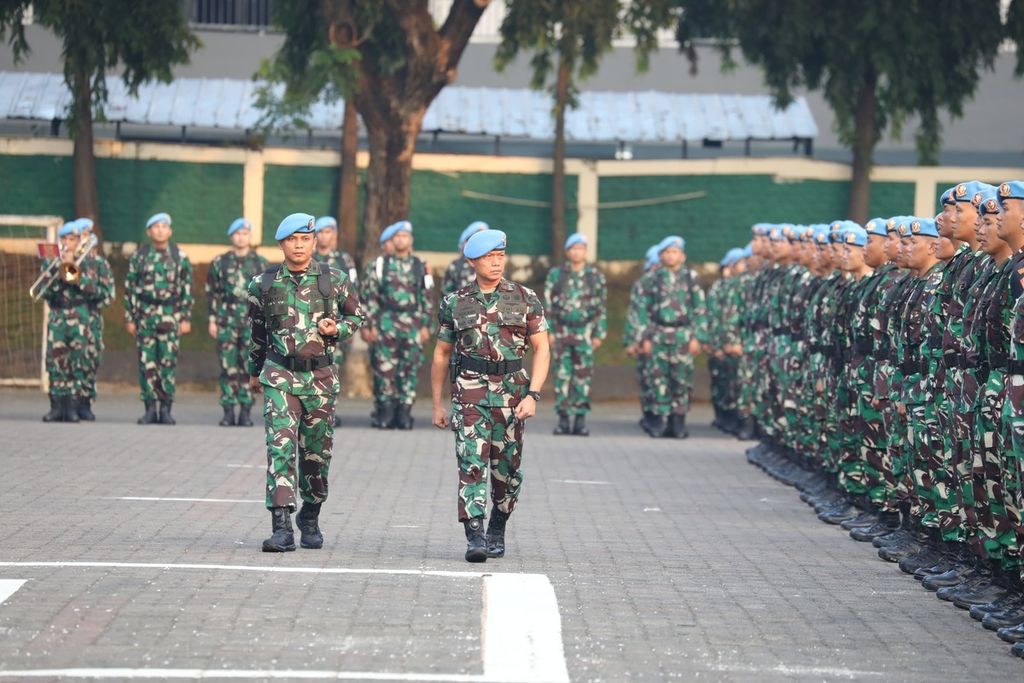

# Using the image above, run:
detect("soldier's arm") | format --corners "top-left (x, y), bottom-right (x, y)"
top-left (335, 273), bottom-right (365, 341)
top-left (360, 262), bottom-right (380, 323)
top-left (594, 271), bottom-right (608, 341)
top-left (123, 253), bottom-right (139, 324)
top-left (542, 268), bottom-right (558, 314)
top-left (246, 277), bottom-right (268, 377)
top-left (690, 274), bottom-right (710, 345)
top-left (179, 255), bottom-right (194, 321)
top-left (205, 258), bottom-right (220, 320)
top-left (95, 258), bottom-right (115, 308)
top-left (416, 258), bottom-right (433, 330)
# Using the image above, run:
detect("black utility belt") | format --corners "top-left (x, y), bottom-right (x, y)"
top-left (267, 349), bottom-right (332, 372)
top-left (854, 338), bottom-right (873, 355)
top-left (900, 359), bottom-right (929, 375)
top-left (772, 327), bottom-right (788, 336)
top-left (137, 294), bottom-right (180, 306)
top-left (48, 300), bottom-right (93, 309)
top-left (456, 354), bottom-right (523, 375)
top-left (942, 352), bottom-right (969, 370)
top-left (656, 320), bottom-right (690, 328)
top-left (1008, 359), bottom-right (1024, 375)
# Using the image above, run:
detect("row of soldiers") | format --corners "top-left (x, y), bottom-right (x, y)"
top-left (708, 180), bottom-right (1024, 657)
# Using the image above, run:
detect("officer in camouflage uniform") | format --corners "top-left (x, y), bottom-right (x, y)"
top-left (624, 245), bottom-right (660, 434)
top-left (40, 221), bottom-right (113, 423)
top-left (312, 216), bottom-right (359, 428)
top-left (248, 212), bottom-right (364, 553)
top-left (362, 229), bottom-right (395, 427)
top-left (544, 233), bottom-right (607, 437)
top-left (636, 235), bottom-right (708, 439)
top-left (362, 221), bottom-right (433, 430)
top-left (124, 213), bottom-right (193, 425)
top-left (707, 247), bottom-right (745, 434)
top-left (442, 221), bottom-right (488, 297)
top-left (70, 217), bottom-right (114, 421)
top-left (206, 217), bottom-right (268, 427)
top-left (431, 229), bottom-right (550, 563)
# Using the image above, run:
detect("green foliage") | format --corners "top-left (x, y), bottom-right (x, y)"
top-left (675, 0), bottom-right (1004, 165)
top-left (1008, 0), bottom-right (1024, 77)
top-left (0, 0), bottom-right (199, 133)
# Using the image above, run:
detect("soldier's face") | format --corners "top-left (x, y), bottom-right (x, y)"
top-left (953, 203), bottom-right (979, 240)
top-left (939, 203), bottom-right (957, 237)
top-left (148, 222), bottom-right (172, 245)
top-left (842, 244), bottom-right (864, 271)
top-left (230, 228), bottom-right (252, 250)
top-left (884, 233), bottom-right (900, 261)
top-left (936, 236), bottom-right (956, 260)
top-left (998, 198), bottom-right (1024, 241)
top-left (316, 228), bottom-right (336, 250)
top-left (59, 233), bottom-right (80, 252)
top-left (978, 214), bottom-right (1004, 254)
top-left (471, 249), bottom-right (506, 281)
top-left (392, 232), bottom-right (413, 253)
top-left (565, 243), bottom-right (587, 264)
top-left (865, 235), bottom-right (887, 266)
top-left (382, 240), bottom-right (395, 255)
top-left (280, 232), bottom-right (315, 265)
top-left (734, 260), bottom-right (747, 274)
top-left (660, 247), bottom-right (684, 268)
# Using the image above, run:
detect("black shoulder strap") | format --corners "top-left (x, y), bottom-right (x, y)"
top-left (169, 242), bottom-right (180, 265)
top-left (260, 264), bottom-right (282, 296)
top-left (413, 256), bottom-right (426, 289)
top-left (137, 243), bottom-right (150, 258)
top-left (553, 267), bottom-right (567, 299)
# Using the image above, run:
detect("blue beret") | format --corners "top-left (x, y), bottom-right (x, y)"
top-left (741, 244), bottom-right (753, 259)
top-left (952, 181), bottom-right (995, 204)
top-left (939, 187), bottom-right (957, 206)
top-left (842, 225), bottom-right (869, 247)
top-left (657, 235), bottom-right (685, 253)
top-left (227, 217), bottom-right (251, 236)
top-left (146, 212), bottom-right (171, 229)
top-left (58, 221), bottom-right (78, 237)
top-left (721, 247), bottom-right (745, 266)
top-left (908, 217), bottom-right (939, 238)
top-left (865, 217), bottom-right (888, 237)
top-left (884, 216), bottom-right (903, 234)
top-left (564, 233), bottom-right (587, 250)
top-left (275, 212), bottom-right (316, 241)
top-left (979, 195), bottom-right (1002, 216)
top-left (644, 245), bottom-right (660, 268)
top-left (458, 221), bottom-right (489, 248)
top-left (999, 181), bottom-right (1024, 201)
top-left (464, 229), bottom-right (507, 259)
top-left (75, 217), bottom-right (94, 234)
top-left (380, 220), bottom-right (412, 244)
top-left (314, 216), bottom-right (337, 233)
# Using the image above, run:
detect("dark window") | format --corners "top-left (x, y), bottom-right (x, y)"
top-left (183, 0), bottom-right (274, 29)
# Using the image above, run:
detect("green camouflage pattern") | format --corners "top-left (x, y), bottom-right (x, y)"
top-left (313, 249), bottom-right (359, 376)
top-left (442, 256), bottom-right (477, 298)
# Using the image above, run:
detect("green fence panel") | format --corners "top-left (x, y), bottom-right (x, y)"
top-left (0, 155), bottom-right (75, 219)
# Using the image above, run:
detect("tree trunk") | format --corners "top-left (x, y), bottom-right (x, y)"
top-left (359, 112), bottom-right (422, 263)
top-left (72, 67), bottom-right (100, 239)
top-left (339, 99), bottom-right (359, 257)
top-left (551, 55), bottom-right (570, 263)
top-left (847, 73), bottom-right (878, 223)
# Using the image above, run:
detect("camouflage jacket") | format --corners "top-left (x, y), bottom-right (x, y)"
top-left (246, 259), bottom-right (365, 397)
top-left (313, 249), bottom-right (359, 285)
top-left (543, 264), bottom-right (607, 345)
top-left (123, 243), bottom-right (193, 326)
top-left (437, 278), bottom-right (548, 408)
top-left (940, 249), bottom-right (990, 362)
top-left (636, 266), bottom-right (709, 346)
top-left (622, 276), bottom-right (646, 348)
top-left (442, 256), bottom-right (477, 298)
top-left (897, 262), bottom-right (944, 403)
top-left (42, 251), bottom-right (114, 317)
top-left (961, 259), bottom-right (1001, 370)
top-left (206, 250), bottom-right (269, 327)
top-left (361, 254), bottom-right (432, 335)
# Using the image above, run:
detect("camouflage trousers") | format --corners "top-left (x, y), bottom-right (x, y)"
top-left (1001, 370), bottom-right (1024, 573)
top-left (736, 347), bottom-right (756, 419)
top-left (843, 374), bottom-right (889, 508)
top-left (263, 386), bottom-right (336, 510)
top-left (645, 343), bottom-right (696, 417)
top-left (135, 321), bottom-right (180, 402)
top-left (942, 371), bottom-right (980, 546)
top-left (216, 324), bottom-right (254, 407)
top-left (81, 310), bottom-right (103, 400)
top-left (973, 370), bottom-right (1021, 567)
top-left (636, 354), bottom-right (655, 414)
top-left (45, 309), bottom-right (89, 397)
top-left (708, 355), bottom-right (739, 413)
top-left (451, 402), bottom-right (524, 521)
top-left (904, 399), bottom-right (943, 522)
top-left (373, 332), bottom-right (422, 406)
top-left (821, 371), bottom-right (846, 474)
top-left (552, 338), bottom-right (595, 416)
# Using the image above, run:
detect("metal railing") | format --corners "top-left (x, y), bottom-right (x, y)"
top-left (183, 0), bottom-right (274, 29)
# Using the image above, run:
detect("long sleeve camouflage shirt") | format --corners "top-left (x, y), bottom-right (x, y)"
top-left (543, 263), bottom-right (608, 346)
top-left (123, 243), bottom-right (193, 328)
top-left (636, 266), bottom-right (709, 346)
top-left (206, 250), bottom-right (269, 327)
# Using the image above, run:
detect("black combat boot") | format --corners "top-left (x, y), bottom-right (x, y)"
top-left (370, 400), bottom-right (383, 428)
top-left (379, 401), bottom-right (397, 430)
top-left (262, 507), bottom-right (296, 552)
top-left (63, 396), bottom-right (80, 423)
top-left (711, 405), bottom-right (723, 430)
top-left (639, 411), bottom-right (656, 434)
top-left (333, 413), bottom-right (343, 428)
top-left (553, 413), bottom-right (571, 435)
top-left (850, 511), bottom-right (900, 541)
top-left (486, 507), bottom-right (510, 558)
top-left (668, 414), bottom-right (689, 439)
top-left (573, 414), bottom-right (589, 436)
top-left (158, 400), bottom-right (176, 425)
top-left (42, 394), bottom-right (63, 423)
top-left (463, 517), bottom-right (487, 563)
top-left (219, 405), bottom-right (236, 427)
top-left (137, 400), bottom-right (159, 425)
top-left (720, 409), bottom-right (739, 434)
top-left (295, 502), bottom-right (323, 549)
top-left (77, 396), bottom-right (95, 421)
top-left (236, 404), bottom-right (254, 427)
top-left (396, 404), bottom-right (415, 430)
top-left (736, 416), bottom-right (756, 440)
top-left (647, 415), bottom-right (666, 438)
top-left (998, 622), bottom-right (1024, 644)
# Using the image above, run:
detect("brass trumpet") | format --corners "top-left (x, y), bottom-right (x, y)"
top-left (29, 233), bottom-right (98, 301)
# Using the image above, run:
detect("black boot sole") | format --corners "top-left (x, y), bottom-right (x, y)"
top-left (465, 548), bottom-right (488, 563)
top-left (262, 541), bottom-right (296, 552)
top-left (300, 538), bottom-right (323, 550)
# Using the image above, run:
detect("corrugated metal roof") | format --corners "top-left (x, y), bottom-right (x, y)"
top-left (0, 71), bottom-right (818, 142)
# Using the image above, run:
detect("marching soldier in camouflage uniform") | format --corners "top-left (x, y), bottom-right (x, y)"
top-left (624, 245), bottom-right (661, 434)
top-left (544, 233), bottom-right (607, 436)
top-left (636, 235), bottom-right (708, 439)
top-left (40, 221), bottom-right (114, 422)
top-left (247, 212), bottom-right (364, 553)
top-left (361, 221), bottom-right (433, 430)
top-left (124, 213), bottom-right (193, 425)
top-left (431, 229), bottom-right (550, 562)
top-left (206, 217), bottom-right (268, 427)
top-left (362, 230), bottom-right (394, 427)
top-left (68, 217), bottom-right (114, 421)
top-left (707, 248), bottom-right (745, 434)
top-left (313, 216), bottom-right (359, 427)
top-left (442, 221), bottom-right (488, 297)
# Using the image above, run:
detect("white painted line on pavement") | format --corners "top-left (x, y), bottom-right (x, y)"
top-left (550, 479), bottom-right (611, 485)
top-left (643, 507), bottom-right (661, 512)
top-left (103, 497), bottom-right (261, 504)
top-left (0, 669), bottom-right (489, 681)
top-left (0, 561), bottom-right (487, 579)
top-left (709, 663), bottom-right (884, 679)
top-left (483, 574), bottom-right (570, 683)
top-left (0, 579), bottom-right (25, 605)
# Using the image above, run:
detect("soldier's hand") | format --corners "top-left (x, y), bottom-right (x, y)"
top-left (592, 338), bottom-right (603, 350)
top-left (641, 339), bottom-right (653, 356)
top-left (249, 376), bottom-right (263, 394)
top-left (514, 395), bottom-right (537, 421)
top-left (688, 339), bottom-right (701, 355)
top-left (419, 327), bottom-right (431, 344)
top-left (361, 327), bottom-right (378, 344)
top-left (208, 321), bottom-right (218, 339)
top-left (432, 405), bottom-right (449, 429)
top-left (625, 344), bottom-right (638, 358)
top-left (897, 402), bottom-right (906, 417)
top-left (318, 317), bottom-right (339, 336)
top-left (179, 320), bottom-right (192, 335)
top-left (125, 321), bottom-right (137, 336)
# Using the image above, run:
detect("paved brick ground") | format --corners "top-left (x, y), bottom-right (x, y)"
top-left (1, 388), bottom-right (1021, 681)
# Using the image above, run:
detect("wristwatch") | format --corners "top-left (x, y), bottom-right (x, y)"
top-left (527, 390), bottom-right (541, 402)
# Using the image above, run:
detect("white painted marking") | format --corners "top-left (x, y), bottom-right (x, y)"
top-left (391, 525), bottom-right (421, 529)
top-left (708, 663), bottom-right (884, 679)
top-left (225, 464), bottom-right (262, 469)
top-left (550, 479), bottom-right (610, 485)
top-left (0, 561), bottom-right (487, 579)
top-left (482, 574), bottom-right (570, 683)
top-left (0, 579), bottom-right (25, 604)
top-left (0, 670), bottom-right (488, 681)
top-left (103, 497), bottom-right (261, 504)
top-left (642, 507), bottom-right (661, 512)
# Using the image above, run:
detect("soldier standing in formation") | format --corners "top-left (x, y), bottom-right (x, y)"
top-left (247, 212), bottom-right (364, 552)
top-left (361, 221), bottom-right (433, 430)
top-left (40, 220), bottom-right (114, 422)
top-left (706, 247), bottom-right (746, 434)
top-left (124, 213), bottom-right (193, 426)
top-left (442, 221), bottom-right (488, 297)
top-left (431, 228), bottom-right (550, 562)
top-left (206, 217), bottom-right (268, 427)
top-left (624, 245), bottom-right (661, 433)
top-left (312, 215), bottom-right (359, 427)
top-left (70, 218), bottom-right (114, 420)
top-left (544, 233), bottom-right (607, 436)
